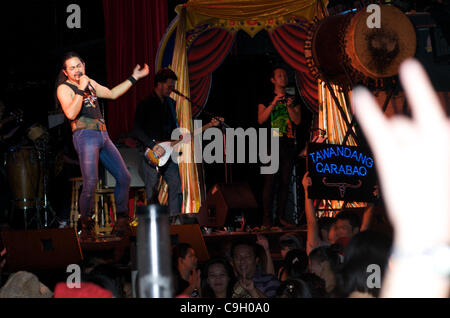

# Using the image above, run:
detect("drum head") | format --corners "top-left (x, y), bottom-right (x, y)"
top-left (350, 5), bottom-right (416, 78)
top-left (27, 124), bottom-right (47, 142)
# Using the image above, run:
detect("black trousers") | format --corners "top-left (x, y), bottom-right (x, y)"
top-left (139, 159), bottom-right (182, 215)
top-left (262, 138), bottom-right (297, 223)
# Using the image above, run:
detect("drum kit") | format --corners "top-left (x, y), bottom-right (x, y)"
top-left (4, 121), bottom-right (57, 229)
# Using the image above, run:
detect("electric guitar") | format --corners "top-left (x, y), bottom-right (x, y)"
top-left (144, 118), bottom-right (223, 169)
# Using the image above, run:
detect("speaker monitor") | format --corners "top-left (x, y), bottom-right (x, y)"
top-left (197, 182), bottom-right (258, 227)
top-left (0, 228), bottom-right (83, 272)
top-left (104, 147), bottom-right (145, 188)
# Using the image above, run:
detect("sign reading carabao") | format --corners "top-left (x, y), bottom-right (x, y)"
top-left (307, 143), bottom-right (377, 202)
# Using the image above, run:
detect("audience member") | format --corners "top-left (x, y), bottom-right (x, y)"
top-left (276, 278), bottom-right (313, 298)
top-left (278, 248), bottom-right (308, 281)
top-left (278, 233), bottom-right (303, 259)
top-left (352, 58), bottom-right (449, 298)
top-left (297, 272), bottom-right (327, 298)
top-left (171, 243), bottom-right (201, 297)
top-left (333, 231), bottom-right (392, 298)
top-left (82, 264), bottom-right (127, 298)
top-left (230, 241), bottom-right (280, 298)
top-left (255, 234), bottom-right (275, 275)
top-left (308, 245), bottom-right (341, 294)
top-left (53, 282), bottom-right (113, 298)
top-left (201, 258), bottom-right (236, 298)
top-left (302, 172), bottom-right (374, 255)
top-left (317, 217), bottom-right (337, 245)
top-left (0, 271), bottom-right (53, 298)
top-left (334, 210), bottom-right (361, 240)
top-left (276, 233), bottom-right (305, 280)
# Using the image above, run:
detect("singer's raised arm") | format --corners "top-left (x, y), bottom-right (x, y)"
top-left (93, 64), bottom-right (150, 100)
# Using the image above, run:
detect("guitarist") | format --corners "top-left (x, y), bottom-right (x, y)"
top-left (133, 68), bottom-right (222, 216)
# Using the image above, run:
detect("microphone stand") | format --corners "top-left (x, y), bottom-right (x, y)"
top-left (199, 112), bottom-right (232, 184)
top-left (171, 90), bottom-right (232, 184)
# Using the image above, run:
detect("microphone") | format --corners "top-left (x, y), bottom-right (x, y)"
top-left (172, 90), bottom-right (231, 129)
top-left (171, 89), bottom-right (189, 100)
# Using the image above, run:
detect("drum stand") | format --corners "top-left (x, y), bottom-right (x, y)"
top-left (35, 139), bottom-right (56, 228)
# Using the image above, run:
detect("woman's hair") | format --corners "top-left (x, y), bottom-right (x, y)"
top-left (308, 245), bottom-right (342, 273)
top-left (81, 264), bottom-right (124, 298)
top-left (279, 233), bottom-right (303, 251)
top-left (333, 231), bottom-right (392, 297)
top-left (280, 249), bottom-right (308, 280)
top-left (200, 258), bottom-right (236, 298)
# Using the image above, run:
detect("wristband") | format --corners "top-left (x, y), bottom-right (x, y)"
top-left (128, 76), bottom-right (137, 85)
top-left (75, 88), bottom-right (85, 96)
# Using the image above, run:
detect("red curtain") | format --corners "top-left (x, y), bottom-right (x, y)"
top-left (187, 28), bottom-right (235, 116)
top-left (269, 24), bottom-right (319, 113)
top-left (102, 0), bottom-right (168, 141)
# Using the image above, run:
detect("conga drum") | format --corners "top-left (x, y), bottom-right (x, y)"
top-left (27, 123), bottom-right (48, 142)
top-left (5, 146), bottom-right (43, 209)
top-left (305, 5), bottom-right (416, 87)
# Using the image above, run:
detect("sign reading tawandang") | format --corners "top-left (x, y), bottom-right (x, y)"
top-left (307, 143), bottom-right (377, 202)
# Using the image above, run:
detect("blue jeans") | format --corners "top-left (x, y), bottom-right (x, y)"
top-left (73, 129), bottom-right (131, 218)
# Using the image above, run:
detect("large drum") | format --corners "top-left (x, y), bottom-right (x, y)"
top-left (5, 146), bottom-right (43, 209)
top-left (305, 5), bottom-right (416, 87)
top-left (27, 123), bottom-right (48, 142)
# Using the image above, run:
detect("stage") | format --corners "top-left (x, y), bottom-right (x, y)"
top-left (0, 223), bottom-right (307, 273)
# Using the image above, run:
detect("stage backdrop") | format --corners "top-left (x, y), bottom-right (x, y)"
top-left (102, 0), bottom-right (168, 141)
top-left (104, 0), bottom-right (329, 213)
top-left (154, 0), bottom-right (328, 213)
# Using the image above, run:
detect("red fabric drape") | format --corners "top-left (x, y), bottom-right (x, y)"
top-left (269, 24), bottom-right (319, 113)
top-left (103, 0), bottom-right (168, 141)
top-left (187, 28), bottom-right (235, 116)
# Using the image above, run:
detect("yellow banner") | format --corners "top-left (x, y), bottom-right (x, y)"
top-left (181, 0), bottom-right (328, 36)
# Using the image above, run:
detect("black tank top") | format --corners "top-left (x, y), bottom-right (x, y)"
top-left (62, 82), bottom-right (103, 121)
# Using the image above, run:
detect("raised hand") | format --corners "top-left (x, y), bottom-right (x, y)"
top-left (132, 64), bottom-right (150, 80)
top-left (352, 58), bottom-right (450, 249)
top-left (189, 269), bottom-right (201, 290)
top-left (239, 275), bottom-right (256, 294)
top-left (302, 171), bottom-right (312, 193)
top-left (256, 234), bottom-right (269, 251)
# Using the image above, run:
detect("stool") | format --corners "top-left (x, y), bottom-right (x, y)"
top-left (69, 177), bottom-right (83, 230)
top-left (94, 188), bottom-right (117, 234)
